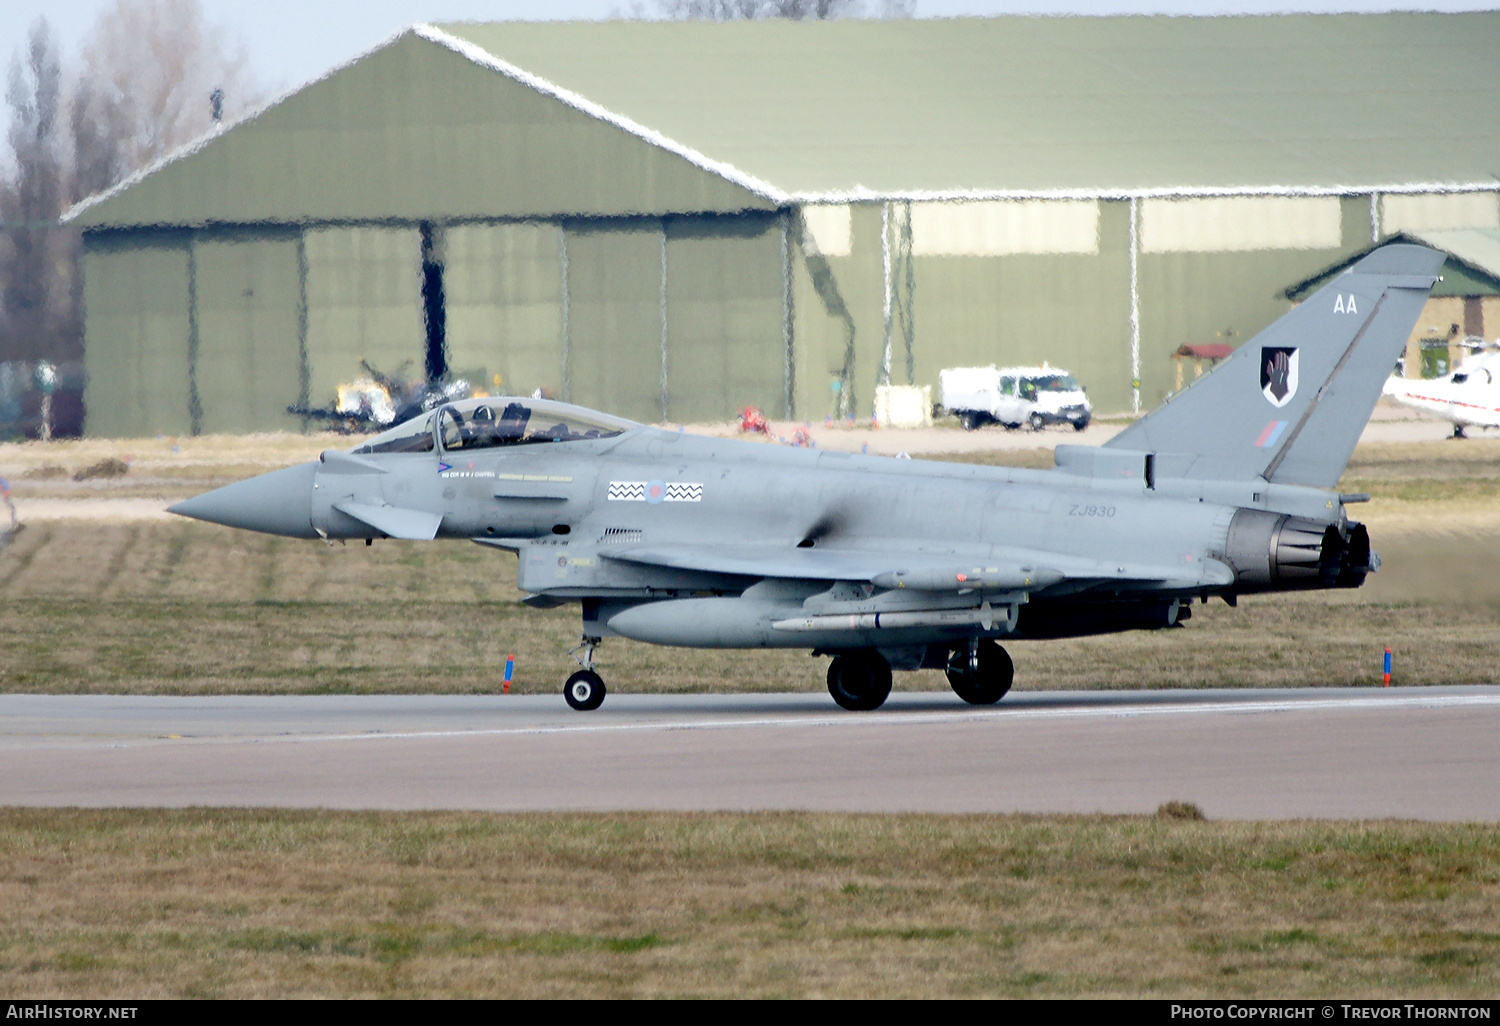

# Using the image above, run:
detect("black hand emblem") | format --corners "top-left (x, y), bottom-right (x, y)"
top-left (1265, 351), bottom-right (1291, 402)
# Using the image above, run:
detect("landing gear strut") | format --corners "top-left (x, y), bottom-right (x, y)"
top-left (827, 650), bottom-right (893, 711)
top-left (946, 638), bottom-right (1014, 705)
top-left (564, 635), bottom-right (606, 711)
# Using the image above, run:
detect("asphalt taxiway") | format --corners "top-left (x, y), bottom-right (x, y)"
top-left (2, 687), bottom-right (1496, 819)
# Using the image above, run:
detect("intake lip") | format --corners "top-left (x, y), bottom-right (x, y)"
top-left (168, 461), bottom-right (319, 539)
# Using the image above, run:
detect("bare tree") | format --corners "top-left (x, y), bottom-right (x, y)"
top-left (68, 74), bottom-right (130, 207)
top-left (78, 0), bottom-right (257, 175)
top-left (0, 0), bottom-right (259, 391)
top-left (658, 0), bottom-right (867, 18)
top-left (0, 20), bottom-right (70, 364)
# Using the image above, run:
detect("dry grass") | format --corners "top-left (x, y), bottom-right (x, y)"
top-left (0, 432), bottom-right (361, 500)
top-left (1, 809), bottom-right (1496, 999)
top-left (2, 509), bottom-right (1498, 695)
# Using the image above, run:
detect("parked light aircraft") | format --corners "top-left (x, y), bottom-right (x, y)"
top-left (171, 244), bottom-right (1443, 711)
top-left (1383, 348), bottom-right (1500, 437)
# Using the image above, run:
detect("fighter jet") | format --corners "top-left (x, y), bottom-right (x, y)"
top-left (1382, 348), bottom-right (1500, 438)
top-left (170, 243), bottom-right (1444, 712)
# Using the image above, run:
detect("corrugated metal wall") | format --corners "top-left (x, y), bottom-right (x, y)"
top-left (563, 221), bottom-right (664, 423)
top-left (304, 226), bottom-right (424, 405)
top-left (82, 234), bottom-right (194, 438)
top-left (444, 221), bottom-right (563, 398)
top-left (78, 196), bottom-right (1497, 436)
top-left (664, 213), bottom-right (784, 423)
top-left (906, 201), bottom-right (1134, 414)
top-left (194, 232), bottom-right (303, 434)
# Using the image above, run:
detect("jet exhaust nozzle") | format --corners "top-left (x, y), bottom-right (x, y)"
top-left (1223, 509), bottom-right (1375, 591)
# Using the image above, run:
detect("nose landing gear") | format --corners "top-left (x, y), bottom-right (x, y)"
top-left (946, 638), bottom-right (1013, 705)
top-left (564, 635), bottom-right (606, 711)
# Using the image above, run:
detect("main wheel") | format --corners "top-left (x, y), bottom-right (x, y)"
top-left (827, 651), bottom-right (893, 711)
top-left (1072, 416), bottom-right (1091, 432)
top-left (564, 669), bottom-right (606, 711)
top-left (959, 412), bottom-right (981, 431)
top-left (946, 640), bottom-right (1014, 705)
top-left (1029, 412), bottom-right (1046, 432)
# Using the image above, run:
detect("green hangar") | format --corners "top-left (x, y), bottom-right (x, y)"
top-left (66, 13), bottom-right (1500, 436)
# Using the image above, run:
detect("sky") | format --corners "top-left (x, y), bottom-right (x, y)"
top-left (3, 0), bottom-right (1497, 105)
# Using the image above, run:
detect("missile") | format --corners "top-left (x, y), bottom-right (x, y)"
top-left (771, 601), bottom-right (1015, 633)
top-left (870, 566), bottom-right (1063, 592)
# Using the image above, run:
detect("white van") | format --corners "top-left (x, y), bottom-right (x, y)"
top-left (939, 364), bottom-right (1092, 432)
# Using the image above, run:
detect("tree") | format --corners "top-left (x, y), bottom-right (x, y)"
top-left (0, 0), bottom-right (260, 375)
top-left (78, 0), bottom-right (257, 175)
top-left (0, 20), bottom-right (69, 363)
top-left (67, 71), bottom-right (130, 208)
top-left (658, 0), bottom-right (915, 18)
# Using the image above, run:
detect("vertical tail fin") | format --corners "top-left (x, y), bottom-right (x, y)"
top-left (1105, 243), bottom-right (1444, 487)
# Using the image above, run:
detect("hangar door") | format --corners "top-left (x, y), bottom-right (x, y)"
top-left (194, 233), bottom-right (302, 434)
top-left (665, 214), bottom-right (784, 424)
top-left (444, 222), bottom-right (563, 399)
top-left (82, 236), bottom-right (193, 438)
top-left (303, 226), bottom-right (423, 408)
top-left (563, 222), bottom-right (663, 423)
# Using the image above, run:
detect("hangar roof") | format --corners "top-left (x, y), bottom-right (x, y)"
top-left (438, 13), bottom-right (1500, 199)
top-left (67, 13), bottom-right (1500, 228)
top-left (1285, 229), bottom-right (1500, 300)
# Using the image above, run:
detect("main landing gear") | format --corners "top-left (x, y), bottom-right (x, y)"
top-left (558, 636), bottom-right (1015, 714)
top-left (945, 638), bottom-right (1013, 705)
top-left (827, 650), bottom-right (894, 711)
top-left (825, 640), bottom-right (1015, 711)
top-left (564, 635), bottom-right (606, 711)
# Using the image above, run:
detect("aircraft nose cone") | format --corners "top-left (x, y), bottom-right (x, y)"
top-left (168, 461), bottom-right (318, 538)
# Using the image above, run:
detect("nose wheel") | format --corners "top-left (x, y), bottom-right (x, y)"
top-left (564, 635), bottom-right (606, 711)
top-left (564, 669), bottom-right (606, 711)
top-left (946, 639), bottom-right (1013, 705)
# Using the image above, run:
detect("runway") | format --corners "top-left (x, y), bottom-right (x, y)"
top-left (1, 687), bottom-right (1497, 819)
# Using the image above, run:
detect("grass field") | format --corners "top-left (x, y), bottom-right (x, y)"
top-left (1, 809), bottom-right (1497, 999)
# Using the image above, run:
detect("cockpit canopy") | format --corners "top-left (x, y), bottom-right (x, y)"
top-left (350, 397), bottom-right (637, 455)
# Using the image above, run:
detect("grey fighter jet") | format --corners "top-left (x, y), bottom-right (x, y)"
top-left (170, 244), bottom-right (1444, 712)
